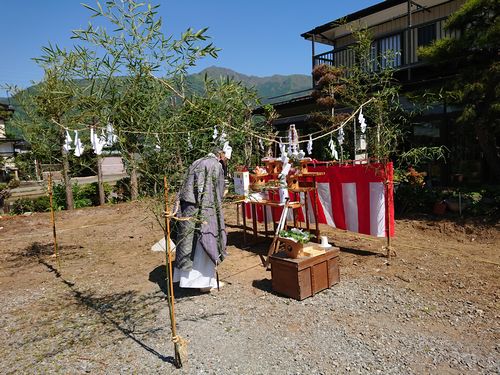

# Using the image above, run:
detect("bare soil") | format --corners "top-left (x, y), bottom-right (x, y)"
top-left (0, 201), bottom-right (498, 374)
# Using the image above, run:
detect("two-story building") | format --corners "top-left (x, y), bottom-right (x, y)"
top-left (0, 102), bottom-right (24, 182)
top-left (265, 0), bottom-right (489, 185)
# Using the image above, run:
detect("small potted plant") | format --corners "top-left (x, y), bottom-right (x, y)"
top-left (278, 228), bottom-right (314, 258)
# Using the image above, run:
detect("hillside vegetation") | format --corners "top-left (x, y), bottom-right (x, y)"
top-left (187, 66), bottom-right (312, 102)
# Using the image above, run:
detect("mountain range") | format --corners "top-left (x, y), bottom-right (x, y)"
top-left (188, 66), bottom-right (312, 102)
top-left (0, 66), bottom-right (312, 107)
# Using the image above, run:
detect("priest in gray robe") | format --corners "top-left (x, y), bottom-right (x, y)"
top-left (173, 142), bottom-right (231, 291)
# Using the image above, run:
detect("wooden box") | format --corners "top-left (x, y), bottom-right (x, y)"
top-left (270, 247), bottom-right (340, 300)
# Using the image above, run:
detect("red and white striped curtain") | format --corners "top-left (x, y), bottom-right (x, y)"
top-left (246, 162), bottom-right (395, 238)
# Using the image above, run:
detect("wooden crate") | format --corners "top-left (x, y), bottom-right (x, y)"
top-left (270, 247), bottom-right (340, 300)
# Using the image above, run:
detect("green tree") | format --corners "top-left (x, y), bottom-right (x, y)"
top-left (419, 0), bottom-right (500, 181)
top-left (9, 67), bottom-right (77, 209)
top-left (312, 28), bottom-right (446, 169)
top-left (312, 28), bottom-right (406, 162)
top-left (69, 0), bottom-right (219, 199)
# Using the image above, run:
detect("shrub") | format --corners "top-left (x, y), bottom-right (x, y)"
top-left (52, 181), bottom-right (113, 209)
top-left (11, 198), bottom-right (35, 214)
top-left (113, 177), bottom-right (131, 202)
top-left (33, 196), bottom-right (51, 212)
top-left (394, 184), bottom-right (438, 216)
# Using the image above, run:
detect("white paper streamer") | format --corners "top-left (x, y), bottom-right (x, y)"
top-left (337, 127), bottom-right (345, 145)
top-left (328, 136), bottom-right (339, 160)
top-left (358, 109), bottom-right (367, 133)
top-left (288, 124), bottom-right (299, 156)
top-left (63, 130), bottom-right (72, 153)
top-left (106, 123), bottom-right (118, 146)
top-left (259, 138), bottom-right (264, 151)
top-left (220, 131), bottom-right (227, 143)
top-left (155, 133), bottom-right (161, 152)
top-left (187, 131), bottom-right (193, 150)
top-left (212, 125), bottom-right (218, 140)
top-left (307, 134), bottom-right (313, 155)
top-left (278, 137), bottom-right (285, 157)
top-left (222, 141), bottom-right (232, 159)
top-left (73, 130), bottom-right (84, 157)
top-left (90, 127), bottom-right (106, 155)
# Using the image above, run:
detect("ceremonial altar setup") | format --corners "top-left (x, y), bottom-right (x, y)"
top-left (232, 111), bottom-right (395, 300)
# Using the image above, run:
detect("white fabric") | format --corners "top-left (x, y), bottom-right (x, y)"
top-left (317, 182), bottom-right (336, 227)
top-left (369, 182), bottom-right (386, 236)
top-left (173, 243), bottom-right (217, 288)
top-left (342, 182), bottom-right (358, 232)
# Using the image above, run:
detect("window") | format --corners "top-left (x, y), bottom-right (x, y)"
top-left (418, 23), bottom-right (436, 47)
top-left (375, 34), bottom-right (402, 69)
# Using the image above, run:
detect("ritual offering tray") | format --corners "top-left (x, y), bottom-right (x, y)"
top-left (286, 174), bottom-right (300, 190)
top-left (250, 170), bottom-right (267, 190)
top-left (263, 159), bottom-right (283, 175)
top-left (269, 246), bottom-right (340, 300)
top-left (300, 158), bottom-right (312, 174)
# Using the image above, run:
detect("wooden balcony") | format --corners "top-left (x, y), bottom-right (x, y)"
top-left (312, 18), bottom-right (459, 81)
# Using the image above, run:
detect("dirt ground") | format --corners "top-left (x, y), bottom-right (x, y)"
top-left (0, 200), bottom-right (498, 374)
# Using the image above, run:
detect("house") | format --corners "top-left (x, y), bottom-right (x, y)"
top-left (0, 102), bottom-right (24, 182)
top-left (265, 0), bottom-right (489, 185)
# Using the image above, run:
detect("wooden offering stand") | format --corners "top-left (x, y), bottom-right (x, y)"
top-left (240, 158), bottom-right (325, 246)
top-left (270, 245), bottom-right (340, 300)
top-left (250, 172), bottom-right (267, 191)
top-left (264, 159), bottom-right (282, 175)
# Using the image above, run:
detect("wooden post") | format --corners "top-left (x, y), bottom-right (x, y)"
top-left (242, 202), bottom-right (247, 245)
top-left (311, 34), bottom-right (316, 87)
top-left (384, 162), bottom-right (394, 259)
top-left (97, 154), bottom-right (105, 205)
top-left (407, 0), bottom-right (412, 81)
top-left (251, 203), bottom-right (258, 239)
top-left (48, 173), bottom-right (61, 271)
top-left (94, 122), bottom-right (105, 206)
top-left (60, 129), bottom-right (74, 210)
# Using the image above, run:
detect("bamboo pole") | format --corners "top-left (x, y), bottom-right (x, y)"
top-left (163, 176), bottom-right (186, 367)
top-left (48, 173), bottom-right (61, 271)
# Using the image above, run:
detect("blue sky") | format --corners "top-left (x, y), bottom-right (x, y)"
top-left (1, 0), bottom-right (380, 89)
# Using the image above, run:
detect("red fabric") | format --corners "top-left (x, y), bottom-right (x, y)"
top-left (245, 162), bottom-right (394, 237)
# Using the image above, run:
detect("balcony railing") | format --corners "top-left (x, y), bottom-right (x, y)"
top-left (312, 18), bottom-right (459, 75)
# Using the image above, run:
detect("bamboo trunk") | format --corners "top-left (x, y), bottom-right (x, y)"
top-left (61, 145), bottom-right (74, 210)
top-left (48, 173), bottom-right (61, 271)
top-left (130, 160), bottom-right (139, 200)
top-left (97, 154), bottom-right (105, 205)
top-left (163, 177), bottom-right (187, 367)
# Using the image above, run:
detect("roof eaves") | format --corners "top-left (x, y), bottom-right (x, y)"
top-left (301, 0), bottom-right (408, 38)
